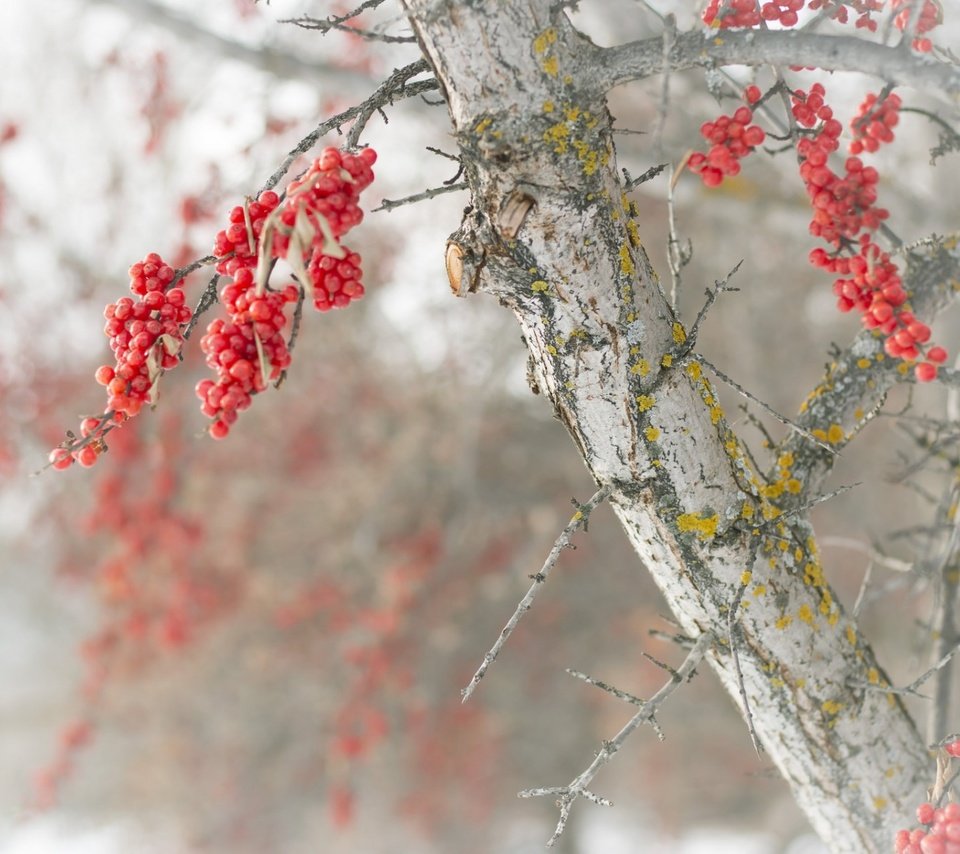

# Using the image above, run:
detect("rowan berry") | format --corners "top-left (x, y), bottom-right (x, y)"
top-left (688, 98), bottom-right (765, 187)
top-left (892, 0), bottom-right (942, 51)
top-left (53, 253), bottom-right (191, 470)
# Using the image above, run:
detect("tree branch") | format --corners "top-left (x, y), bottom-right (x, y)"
top-left (88, 0), bottom-right (374, 88)
top-left (595, 29), bottom-right (960, 102)
top-left (518, 631), bottom-right (714, 847)
top-left (461, 485), bottom-right (612, 702)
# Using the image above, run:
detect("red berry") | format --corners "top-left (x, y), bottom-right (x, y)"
top-left (49, 448), bottom-right (74, 471)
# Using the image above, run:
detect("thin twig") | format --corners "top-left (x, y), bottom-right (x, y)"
top-left (697, 355), bottom-right (838, 457)
top-left (622, 162), bottom-right (667, 192)
top-left (282, 1), bottom-right (415, 44)
top-left (652, 14), bottom-right (676, 157)
top-left (461, 485), bottom-right (613, 702)
top-left (183, 275), bottom-right (220, 340)
top-left (374, 181), bottom-right (468, 213)
top-left (261, 60), bottom-right (436, 193)
top-left (729, 581), bottom-right (763, 755)
top-left (664, 163), bottom-right (690, 310)
top-left (820, 536), bottom-right (912, 574)
top-left (682, 262), bottom-right (742, 352)
top-left (519, 631), bottom-right (714, 847)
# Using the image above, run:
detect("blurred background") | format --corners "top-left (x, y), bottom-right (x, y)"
top-left (1, 1), bottom-right (959, 851)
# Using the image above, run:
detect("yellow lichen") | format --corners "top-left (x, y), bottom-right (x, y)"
top-left (631, 359), bottom-right (650, 377)
top-left (619, 244), bottom-right (635, 276)
top-left (542, 100), bottom-right (555, 113)
top-left (672, 322), bottom-right (687, 344)
top-left (543, 123), bottom-right (569, 154)
top-left (531, 280), bottom-right (549, 292)
top-left (775, 615), bottom-right (792, 630)
top-left (846, 626), bottom-right (857, 646)
top-left (644, 425), bottom-right (661, 442)
top-left (636, 394), bottom-right (655, 411)
top-left (686, 361), bottom-right (701, 380)
top-left (873, 797), bottom-right (888, 811)
top-left (868, 668), bottom-right (880, 685)
top-left (542, 56), bottom-right (559, 76)
top-left (740, 570), bottom-right (752, 585)
top-left (797, 604), bottom-right (815, 624)
top-left (661, 354), bottom-right (673, 368)
top-left (475, 117), bottom-right (492, 133)
top-left (821, 699), bottom-right (844, 716)
top-left (857, 358), bottom-right (872, 369)
top-left (826, 423), bottom-right (845, 444)
top-left (533, 28), bottom-right (557, 53)
top-left (676, 512), bottom-right (719, 540)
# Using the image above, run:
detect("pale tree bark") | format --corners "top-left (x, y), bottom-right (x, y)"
top-left (400, 2), bottom-right (960, 851)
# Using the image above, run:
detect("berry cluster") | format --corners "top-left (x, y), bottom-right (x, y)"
top-left (896, 740), bottom-right (960, 852)
top-left (760, 0), bottom-right (805, 26)
top-left (196, 270), bottom-right (299, 440)
top-left (790, 84), bottom-right (945, 381)
top-left (808, 0), bottom-right (883, 29)
top-left (279, 146), bottom-right (376, 311)
top-left (213, 189), bottom-right (281, 277)
top-left (849, 91), bottom-right (901, 155)
top-left (201, 146), bottom-right (377, 438)
top-left (308, 246), bottom-right (365, 311)
top-left (688, 97), bottom-right (766, 187)
top-left (896, 802), bottom-right (960, 853)
top-left (50, 253), bottom-right (190, 470)
top-left (892, 0), bottom-right (942, 52)
top-left (702, 0), bottom-right (761, 28)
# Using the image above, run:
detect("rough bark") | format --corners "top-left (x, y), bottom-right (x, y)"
top-left (400, 2), bottom-right (960, 850)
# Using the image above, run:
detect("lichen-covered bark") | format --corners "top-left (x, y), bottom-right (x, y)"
top-left (401, 2), bottom-right (937, 850)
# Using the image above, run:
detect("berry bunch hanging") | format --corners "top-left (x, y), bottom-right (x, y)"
top-left (687, 91), bottom-right (766, 187)
top-left (52, 145), bottom-right (378, 465)
top-left (199, 146), bottom-right (377, 439)
top-left (892, 0), bottom-right (942, 52)
top-left (849, 90), bottom-right (901, 155)
top-left (791, 83), bottom-right (946, 380)
top-left (895, 740), bottom-right (960, 852)
top-left (702, 0), bottom-right (941, 47)
top-left (49, 253), bottom-right (191, 470)
top-left (689, 73), bottom-right (947, 383)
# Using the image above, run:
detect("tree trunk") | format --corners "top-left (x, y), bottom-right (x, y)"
top-left (400, 2), bottom-right (942, 850)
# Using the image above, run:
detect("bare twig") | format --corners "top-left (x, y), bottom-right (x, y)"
top-left (820, 536), bottom-right (913, 574)
top-left (665, 162), bottom-right (690, 309)
top-left (346, 61), bottom-right (437, 149)
top-left (261, 60), bottom-right (437, 193)
top-left (565, 669), bottom-right (665, 741)
top-left (281, 1), bottom-right (415, 44)
top-left (461, 485), bottom-right (613, 702)
top-left (183, 275), bottom-right (220, 340)
top-left (519, 631), bottom-right (714, 847)
top-left (652, 14), bottom-right (676, 156)
top-left (697, 355), bottom-right (839, 457)
top-left (728, 581), bottom-right (763, 755)
top-left (622, 162), bottom-right (667, 192)
top-left (595, 30), bottom-right (960, 102)
top-left (374, 181), bottom-right (468, 212)
top-left (682, 262), bottom-right (742, 352)
top-left (90, 0), bottom-right (373, 87)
